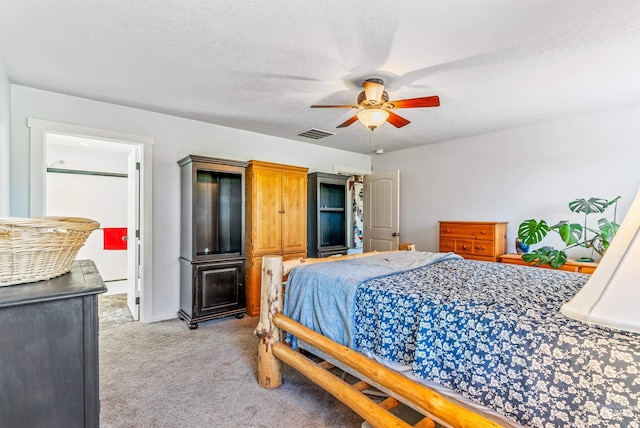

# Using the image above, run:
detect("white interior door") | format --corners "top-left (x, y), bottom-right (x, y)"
top-left (126, 149), bottom-right (140, 320)
top-left (363, 170), bottom-right (400, 252)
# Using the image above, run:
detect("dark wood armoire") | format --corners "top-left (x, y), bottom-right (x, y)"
top-left (178, 155), bottom-right (247, 329)
top-left (307, 172), bottom-right (350, 258)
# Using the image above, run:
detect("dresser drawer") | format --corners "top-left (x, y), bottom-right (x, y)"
top-left (439, 222), bottom-right (496, 240)
top-left (440, 238), bottom-right (493, 257)
top-left (577, 265), bottom-right (597, 274)
top-left (473, 242), bottom-right (495, 257)
top-left (455, 239), bottom-right (474, 255)
top-left (439, 238), bottom-right (456, 252)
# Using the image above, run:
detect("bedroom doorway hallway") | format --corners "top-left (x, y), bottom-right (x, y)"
top-left (45, 134), bottom-right (141, 320)
top-left (343, 169), bottom-right (400, 254)
top-left (28, 119), bottom-right (152, 322)
top-left (348, 174), bottom-right (365, 254)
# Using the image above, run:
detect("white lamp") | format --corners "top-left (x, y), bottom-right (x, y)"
top-left (561, 186), bottom-right (640, 333)
top-left (357, 109), bottom-right (389, 130)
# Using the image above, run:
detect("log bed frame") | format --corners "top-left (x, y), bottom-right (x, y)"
top-left (254, 253), bottom-right (504, 428)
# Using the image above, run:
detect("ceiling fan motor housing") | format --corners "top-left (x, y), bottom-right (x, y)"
top-left (362, 78), bottom-right (386, 104)
top-left (357, 90), bottom-right (389, 107)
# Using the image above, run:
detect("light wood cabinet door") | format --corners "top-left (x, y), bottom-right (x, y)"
top-left (250, 166), bottom-right (282, 255)
top-left (282, 170), bottom-right (307, 253)
top-left (245, 160), bottom-right (308, 316)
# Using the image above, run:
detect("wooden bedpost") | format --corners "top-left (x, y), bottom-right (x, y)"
top-left (254, 255), bottom-right (284, 389)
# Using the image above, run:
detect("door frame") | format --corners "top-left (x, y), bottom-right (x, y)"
top-left (27, 119), bottom-right (154, 323)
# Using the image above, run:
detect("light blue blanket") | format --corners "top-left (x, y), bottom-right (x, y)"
top-left (283, 251), bottom-right (460, 349)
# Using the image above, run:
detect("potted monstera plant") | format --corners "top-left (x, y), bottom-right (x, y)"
top-left (517, 196), bottom-right (621, 268)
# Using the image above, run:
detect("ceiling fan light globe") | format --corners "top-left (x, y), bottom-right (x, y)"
top-left (357, 109), bottom-right (389, 129)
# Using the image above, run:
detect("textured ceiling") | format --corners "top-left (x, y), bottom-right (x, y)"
top-left (1, 0), bottom-right (640, 154)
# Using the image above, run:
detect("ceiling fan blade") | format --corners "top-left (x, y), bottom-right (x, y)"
top-left (386, 111), bottom-right (410, 128)
top-left (311, 104), bottom-right (358, 108)
top-left (387, 96), bottom-right (440, 109)
top-left (336, 115), bottom-right (359, 128)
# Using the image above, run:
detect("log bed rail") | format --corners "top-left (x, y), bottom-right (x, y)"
top-left (255, 253), bottom-right (503, 428)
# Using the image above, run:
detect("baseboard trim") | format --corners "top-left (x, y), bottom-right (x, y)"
top-left (145, 311), bottom-right (179, 324)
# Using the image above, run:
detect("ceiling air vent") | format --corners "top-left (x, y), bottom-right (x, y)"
top-left (297, 128), bottom-right (335, 140)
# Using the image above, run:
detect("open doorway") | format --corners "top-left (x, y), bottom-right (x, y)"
top-left (28, 119), bottom-right (152, 322)
top-left (342, 170), bottom-right (401, 254)
top-left (347, 175), bottom-right (365, 254)
top-left (45, 134), bottom-right (141, 320)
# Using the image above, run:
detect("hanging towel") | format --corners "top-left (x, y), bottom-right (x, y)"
top-left (103, 227), bottom-right (128, 250)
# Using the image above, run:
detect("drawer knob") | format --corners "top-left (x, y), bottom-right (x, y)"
top-left (462, 245), bottom-right (468, 250)
top-left (480, 231), bottom-right (486, 234)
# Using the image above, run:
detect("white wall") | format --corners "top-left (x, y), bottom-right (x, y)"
top-left (0, 62), bottom-right (10, 216)
top-left (374, 104), bottom-right (640, 259)
top-left (9, 84), bottom-right (371, 322)
top-left (46, 142), bottom-right (130, 282)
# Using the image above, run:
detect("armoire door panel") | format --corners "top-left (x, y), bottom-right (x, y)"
top-left (252, 168), bottom-right (282, 254)
top-left (198, 265), bottom-right (241, 314)
top-left (281, 171), bottom-right (307, 253)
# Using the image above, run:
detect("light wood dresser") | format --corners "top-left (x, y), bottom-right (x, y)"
top-left (438, 221), bottom-right (508, 262)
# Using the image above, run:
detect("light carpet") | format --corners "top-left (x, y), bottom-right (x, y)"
top-left (98, 294), bottom-right (364, 427)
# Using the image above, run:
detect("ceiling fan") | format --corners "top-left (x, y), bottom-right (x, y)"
top-left (311, 78), bottom-right (440, 130)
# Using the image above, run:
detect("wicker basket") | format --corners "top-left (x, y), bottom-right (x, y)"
top-left (0, 217), bottom-right (100, 286)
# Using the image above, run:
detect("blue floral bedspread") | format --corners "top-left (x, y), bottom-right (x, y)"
top-left (354, 259), bottom-right (640, 427)
top-left (284, 251), bottom-right (460, 349)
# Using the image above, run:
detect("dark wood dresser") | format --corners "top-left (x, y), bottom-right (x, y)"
top-left (0, 260), bottom-right (106, 427)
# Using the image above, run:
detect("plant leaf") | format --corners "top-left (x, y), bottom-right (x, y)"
top-left (549, 220), bottom-right (568, 230)
top-left (521, 247), bottom-right (567, 268)
top-left (568, 197), bottom-right (608, 214)
top-left (557, 223), bottom-right (582, 246)
top-left (598, 218), bottom-right (620, 246)
top-left (548, 250), bottom-right (568, 268)
top-left (606, 196), bottom-right (621, 207)
top-left (518, 219), bottom-right (549, 245)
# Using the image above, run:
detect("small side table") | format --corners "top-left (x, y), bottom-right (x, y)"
top-left (499, 253), bottom-right (598, 274)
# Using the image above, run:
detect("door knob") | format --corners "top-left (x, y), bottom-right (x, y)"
top-left (392, 232), bottom-right (399, 237)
